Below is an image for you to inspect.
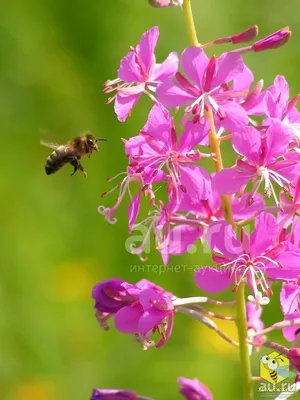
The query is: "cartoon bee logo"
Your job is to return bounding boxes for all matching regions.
[260,352,290,384]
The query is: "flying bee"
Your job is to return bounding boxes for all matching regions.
[261,354,290,383]
[41,132,106,177]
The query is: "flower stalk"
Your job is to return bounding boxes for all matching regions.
[182,0,198,46]
[182,2,252,399]
[236,284,253,400]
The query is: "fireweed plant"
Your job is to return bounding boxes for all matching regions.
[92,1,300,399]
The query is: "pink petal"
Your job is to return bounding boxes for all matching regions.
[194,267,233,293]
[125,135,148,158]
[136,26,159,74]
[160,225,202,264]
[275,251,300,271]
[151,52,179,83]
[250,212,278,257]
[156,80,196,108]
[118,51,142,83]
[292,217,300,249]
[180,47,209,88]
[178,164,211,201]
[114,92,143,122]
[138,309,166,334]
[272,160,299,184]
[179,121,210,152]
[128,192,141,233]
[283,312,300,342]
[295,179,300,206]
[139,288,160,309]
[263,91,282,119]
[213,52,244,87]
[232,126,261,163]
[280,283,299,315]
[213,168,251,195]
[114,304,143,333]
[266,122,291,160]
[267,252,300,280]
[142,103,172,148]
[206,220,242,259]
[219,101,249,132]
[233,63,254,91]
[232,193,265,220]
[273,75,290,104]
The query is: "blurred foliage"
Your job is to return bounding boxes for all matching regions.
[1,0,300,399]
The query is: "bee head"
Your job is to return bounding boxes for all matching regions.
[86,133,107,152]
[85,134,99,152]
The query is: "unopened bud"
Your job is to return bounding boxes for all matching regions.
[91,388,137,399]
[213,25,258,46]
[252,27,291,52]
[288,348,300,372]
[178,377,213,400]
[148,0,182,7]
[232,25,259,44]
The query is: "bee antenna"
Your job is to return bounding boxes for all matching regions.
[96,138,107,142]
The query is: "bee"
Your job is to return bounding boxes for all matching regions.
[41,132,106,177]
[261,354,290,383]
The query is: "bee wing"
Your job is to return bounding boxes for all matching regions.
[276,366,290,378]
[40,140,61,150]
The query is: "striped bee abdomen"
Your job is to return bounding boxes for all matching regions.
[45,146,70,175]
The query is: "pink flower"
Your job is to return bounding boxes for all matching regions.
[213,123,298,204]
[114,280,175,348]
[195,213,300,306]
[178,377,213,400]
[125,104,212,204]
[104,27,178,122]
[156,47,251,131]
[263,75,300,141]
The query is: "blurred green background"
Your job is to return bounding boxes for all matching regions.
[1,0,300,399]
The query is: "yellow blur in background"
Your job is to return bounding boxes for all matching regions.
[1,1,300,399]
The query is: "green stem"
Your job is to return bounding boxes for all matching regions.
[236,284,253,400]
[181,2,253,399]
[182,0,198,46]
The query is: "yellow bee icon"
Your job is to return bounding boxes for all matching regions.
[260,352,290,384]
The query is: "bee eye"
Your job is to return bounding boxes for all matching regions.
[87,138,94,145]
[262,356,269,364]
[268,359,278,370]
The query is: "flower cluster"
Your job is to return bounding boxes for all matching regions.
[91,377,213,400]
[93,4,300,399]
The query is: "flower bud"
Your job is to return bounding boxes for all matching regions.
[252,27,291,52]
[178,377,213,400]
[91,389,137,400]
[92,279,137,313]
[148,0,182,7]
[288,348,300,372]
[213,25,258,46]
[232,25,259,44]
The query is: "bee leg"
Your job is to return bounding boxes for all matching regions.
[70,159,87,177]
